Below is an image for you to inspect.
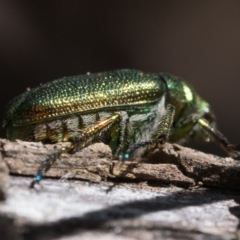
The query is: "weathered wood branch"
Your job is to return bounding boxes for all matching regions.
[1,138,240,190]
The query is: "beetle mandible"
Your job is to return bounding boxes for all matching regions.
[2,69,240,187]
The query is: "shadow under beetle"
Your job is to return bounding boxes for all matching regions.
[2,69,240,187]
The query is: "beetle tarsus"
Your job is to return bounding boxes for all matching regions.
[226,144,240,160]
[29,177,40,188]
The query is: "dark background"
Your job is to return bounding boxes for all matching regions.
[1,1,240,156]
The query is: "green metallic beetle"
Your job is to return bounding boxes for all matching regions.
[2,69,240,187]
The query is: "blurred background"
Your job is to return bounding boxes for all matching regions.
[1,1,240,156]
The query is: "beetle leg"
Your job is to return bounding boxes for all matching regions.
[30,145,71,188]
[30,113,121,188]
[167,113,240,159]
[198,118,240,159]
[68,113,122,152]
[122,104,175,160]
[112,111,129,157]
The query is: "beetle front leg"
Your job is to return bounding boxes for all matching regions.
[169,113,240,160]
[30,113,121,188]
[198,118,240,159]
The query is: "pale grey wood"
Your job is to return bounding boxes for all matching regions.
[0,177,239,240]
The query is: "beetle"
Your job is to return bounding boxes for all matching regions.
[2,69,240,187]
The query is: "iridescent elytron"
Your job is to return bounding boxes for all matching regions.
[2,69,240,187]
